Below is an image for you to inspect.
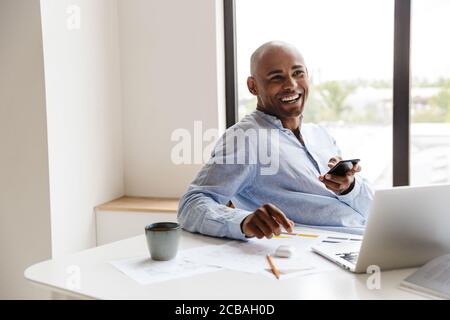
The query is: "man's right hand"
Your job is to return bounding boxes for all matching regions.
[241,203,294,239]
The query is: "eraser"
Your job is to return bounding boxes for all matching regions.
[274,245,296,258]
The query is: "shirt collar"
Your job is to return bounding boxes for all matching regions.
[253,109,305,135]
[253,109,285,130]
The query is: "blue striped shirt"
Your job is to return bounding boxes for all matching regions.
[178,110,374,240]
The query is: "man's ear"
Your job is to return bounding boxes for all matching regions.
[247,76,258,96]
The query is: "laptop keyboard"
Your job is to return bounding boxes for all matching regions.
[336,252,359,265]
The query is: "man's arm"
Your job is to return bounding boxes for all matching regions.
[178,127,261,240]
[316,124,375,220]
[319,156,374,219]
[178,159,256,241]
[178,129,294,240]
[335,173,374,220]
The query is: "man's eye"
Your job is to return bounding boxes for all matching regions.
[293,70,305,77]
[270,76,283,81]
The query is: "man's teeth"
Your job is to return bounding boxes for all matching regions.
[280,94,301,103]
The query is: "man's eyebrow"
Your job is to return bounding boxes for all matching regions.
[266,69,283,77]
[266,65,305,77]
[292,65,305,70]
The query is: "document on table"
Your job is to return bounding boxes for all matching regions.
[184,231,348,279]
[110,249,221,285]
[111,230,362,284]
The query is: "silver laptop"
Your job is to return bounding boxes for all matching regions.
[312,184,450,273]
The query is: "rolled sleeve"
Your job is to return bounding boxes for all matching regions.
[227,208,253,241]
[337,174,362,203]
[337,174,373,220]
[178,189,254,241]
[178,126,258,240]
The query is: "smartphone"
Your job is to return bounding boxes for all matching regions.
[325,159,360,176]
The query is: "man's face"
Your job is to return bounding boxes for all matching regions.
[248,47,309,119]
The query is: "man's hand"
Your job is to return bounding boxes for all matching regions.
[319,156,361,195]
[241,203,294,239]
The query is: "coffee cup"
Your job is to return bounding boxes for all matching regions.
[145,222,181,261]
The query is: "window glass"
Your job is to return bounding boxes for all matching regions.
[410,0,450,186]
[236,0,394,188]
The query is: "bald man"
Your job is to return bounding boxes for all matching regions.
[178,41,374,240]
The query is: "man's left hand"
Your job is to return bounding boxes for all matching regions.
[319,156,361,195]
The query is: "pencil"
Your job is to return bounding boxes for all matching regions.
[266,254,281,280]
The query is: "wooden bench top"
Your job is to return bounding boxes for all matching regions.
[95,196,179,213]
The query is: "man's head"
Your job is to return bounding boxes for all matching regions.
[247,41,309,120]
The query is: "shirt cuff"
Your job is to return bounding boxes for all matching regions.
[227,208,252,241]
[337,174,362,202]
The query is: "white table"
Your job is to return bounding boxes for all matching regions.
[24,227,425,300]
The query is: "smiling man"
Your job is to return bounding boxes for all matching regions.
[178,41,374,240]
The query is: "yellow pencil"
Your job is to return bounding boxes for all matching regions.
[280,231,319,238]
[266,254,281,280]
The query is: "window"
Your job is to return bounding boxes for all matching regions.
[410,0,450,186]
[233,0,394,189]
[226,0,450,188]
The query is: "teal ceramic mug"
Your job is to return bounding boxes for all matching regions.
[145,222,181,261]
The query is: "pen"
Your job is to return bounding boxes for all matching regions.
[280,231,319,238]
[266,254,281,280]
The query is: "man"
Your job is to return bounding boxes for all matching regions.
[178,41,373,240]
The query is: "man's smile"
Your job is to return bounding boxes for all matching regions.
[279,91,303,104]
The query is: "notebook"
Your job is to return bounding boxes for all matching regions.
[400,254,450,300]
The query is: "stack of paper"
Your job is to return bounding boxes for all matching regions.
[110,230,360,284]
[184,233,338,280]
[400,254,450,299]
[110,250,221,285]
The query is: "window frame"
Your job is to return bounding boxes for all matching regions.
[223,0,411,187]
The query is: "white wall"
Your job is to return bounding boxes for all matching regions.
[40,0,124,256]
[0,0,52,299]
[0,0,225,298]
[118,0,226,197]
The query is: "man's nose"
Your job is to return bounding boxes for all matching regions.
[282,76,297,90]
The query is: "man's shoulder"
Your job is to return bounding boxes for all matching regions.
[303,122,335,143]
[221,112,271,140]
[303,122,330,135]
[212,113,265,156]
[303,122,324,130]
[229,111,265,131]
[221,115,260,145]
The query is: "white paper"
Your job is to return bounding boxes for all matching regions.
[260,251,339,280]
[110,250,221,285]
[184,231,341,279]
[400,253,450,299]
[111,230,362,284]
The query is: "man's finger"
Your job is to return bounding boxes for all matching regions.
[257,209,282,235]
[248,223,265,239]
[325,185,341,194]
[323,179,341,191]
[324,174,348,184]
[253,213,274,238]
[329,156,341,164]
[264,203,293,233]
[349,163,362,175]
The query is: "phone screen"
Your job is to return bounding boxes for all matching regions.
[326,159,360,176]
